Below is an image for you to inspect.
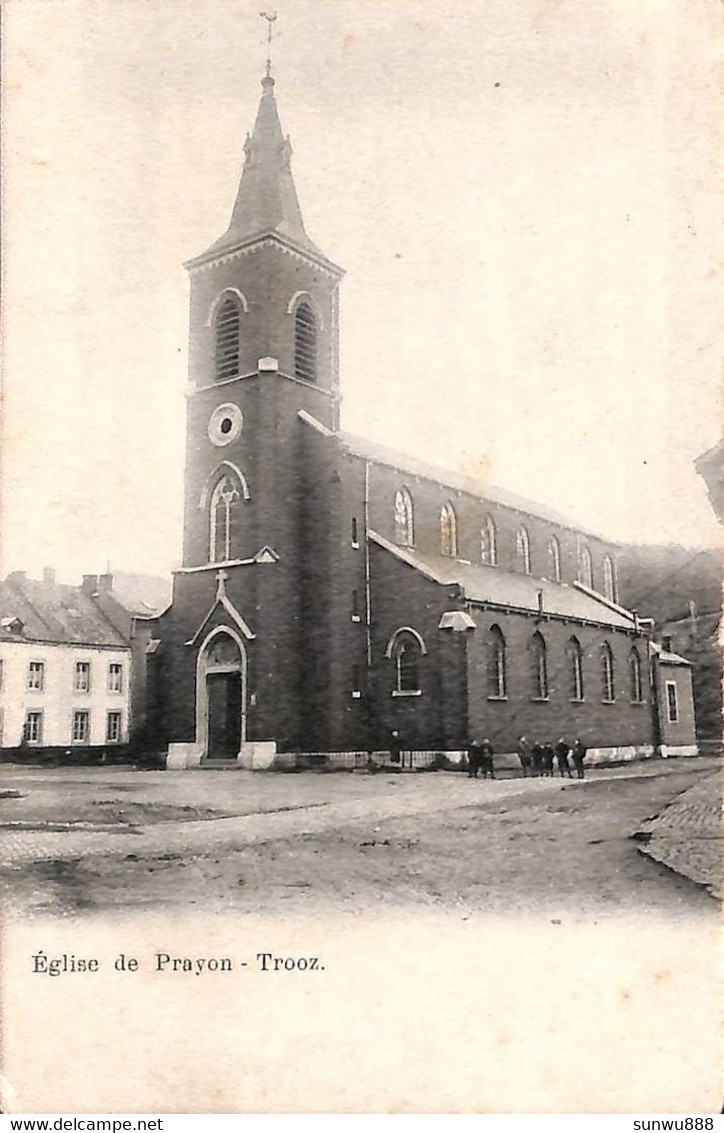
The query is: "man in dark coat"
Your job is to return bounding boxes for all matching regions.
[479,738,495,779]
[467,738,482,778]
[517,735,531,777]
[530,742,543,776]
[541,743,555,777]
[571,738,587,779]
[554,737,573,778]
[389,730,402,765]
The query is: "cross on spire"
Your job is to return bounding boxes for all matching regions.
[260,10,278,79]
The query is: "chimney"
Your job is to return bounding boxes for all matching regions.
[42,567,55,586]
[7,570,26,586]
[537,590,544,616]
[99,573,113,594]
[661,634,673,652]
[81,574,99,595]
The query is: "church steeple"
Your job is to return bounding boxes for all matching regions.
[199,69,327,264]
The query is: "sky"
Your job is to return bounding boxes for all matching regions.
[2,0,721,583]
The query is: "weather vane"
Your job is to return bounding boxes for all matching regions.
[260,11,278,78]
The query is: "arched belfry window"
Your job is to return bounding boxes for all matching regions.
[386,628,426,695]
[548,536,561,582]
[579,544,594,589]
[529,631,548,699]
[487,625,506,698]
[516,526,531,574]
[215,296,242,382]
[294,302,318,383]
[394,488,414,547]
[603,555,617,602]
[601,641,615,702]
[209,474,241,563]
[440,502,458,557]
[481,516,497,565]
[629,647,643,703]
[566,636,584,701]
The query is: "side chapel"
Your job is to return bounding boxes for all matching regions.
[152,60,697,768]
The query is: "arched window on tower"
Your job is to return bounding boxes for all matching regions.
[209,474,241,563]
[629,647,643,703]
[566,636,584,701]
[548,536,561,582]
[481,516,497,565]
[214,296,242,382]
[516,526,531,574]
[529,631,548,699]
[579,544,594,589]
[394,488,414,547]
[440,502,458,557]
[294,302,318,383]
[601,641,615,702]
[603,555,617,602]
[486,625,507,698]
[387,628,426,695]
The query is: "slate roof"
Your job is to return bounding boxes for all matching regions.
[370,532,637,630]
[105,571,172,618]
[652,645,693,667]
[0,575,128,648]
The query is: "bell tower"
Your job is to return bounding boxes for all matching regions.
[159,37,345,768]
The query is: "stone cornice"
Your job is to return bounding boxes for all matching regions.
[185,232,344,281]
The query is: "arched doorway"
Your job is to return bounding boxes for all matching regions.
[197,627,247,759]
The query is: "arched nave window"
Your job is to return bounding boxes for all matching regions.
[529,631,548,700]
[486,625,506,699]
[516,526,531,575]
[603,555,617,603]
[386,628,427,694]
[440,502,458,558]
[601,641,615,702]
[209,474,241,563]
[579,544,594,590]
[394,488,414,548]
[548,536,561,582]
[629,647,643,703]
[294,302,318,383]
[214,295,243,382]
[566,636,584,701]
[481,516,497,565]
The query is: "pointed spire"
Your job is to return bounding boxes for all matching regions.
[202,67,323,261]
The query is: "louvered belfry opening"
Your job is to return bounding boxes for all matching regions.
[294,302,318,383]
[215,298,241,381]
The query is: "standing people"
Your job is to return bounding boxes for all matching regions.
[389,730,402,765]
[466,737,481,778]
[571,737,587,779]
[541,743,554,777]
[554,737,573,778]
[530,742,543,777]
[480,737,495,779]
[517,735,531,777]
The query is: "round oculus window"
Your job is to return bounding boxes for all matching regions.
[208,403,243,447]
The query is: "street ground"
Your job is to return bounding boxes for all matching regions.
[0,756,720,921]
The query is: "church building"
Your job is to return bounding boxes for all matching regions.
[153,62,696,769]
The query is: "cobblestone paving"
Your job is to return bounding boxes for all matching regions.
[635,773,722,898]
[0,772,575,865]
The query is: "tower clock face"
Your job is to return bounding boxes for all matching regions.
[208,403,243,446]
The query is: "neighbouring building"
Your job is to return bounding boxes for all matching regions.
[0,569,170,761]
[150,61,698,769]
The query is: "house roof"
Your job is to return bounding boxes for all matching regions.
[336,428,611,543]
[104,571,172,618]
[651,644,693,667]
[0,575,128,648]
[370,532,637,630]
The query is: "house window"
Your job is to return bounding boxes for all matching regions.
[629,648,643,703]
[74,661,91,693]
[603,555,617,602]
[294,302,318,383]
[108,663,123,693]
[24,711,43,744]
[27,661,44,691]
[481,516,497,565]
[548,536,561,582]
[72,710,90,744]
[529,632,548,699]
[486,625,506,699]
[666,681,679,723]
[351,517,359,547]
[394,488,414,547]
[209,474,241,562]
[601,642,615,701]
[106,711,122,743]
[389,629,425,695]
[214,296,241,381]
[566,637,584,701]
[352,590,360,622]
[440,502,457,557]
[516,526,531,574]
[351,664,361,698]
[579,544,594,589]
